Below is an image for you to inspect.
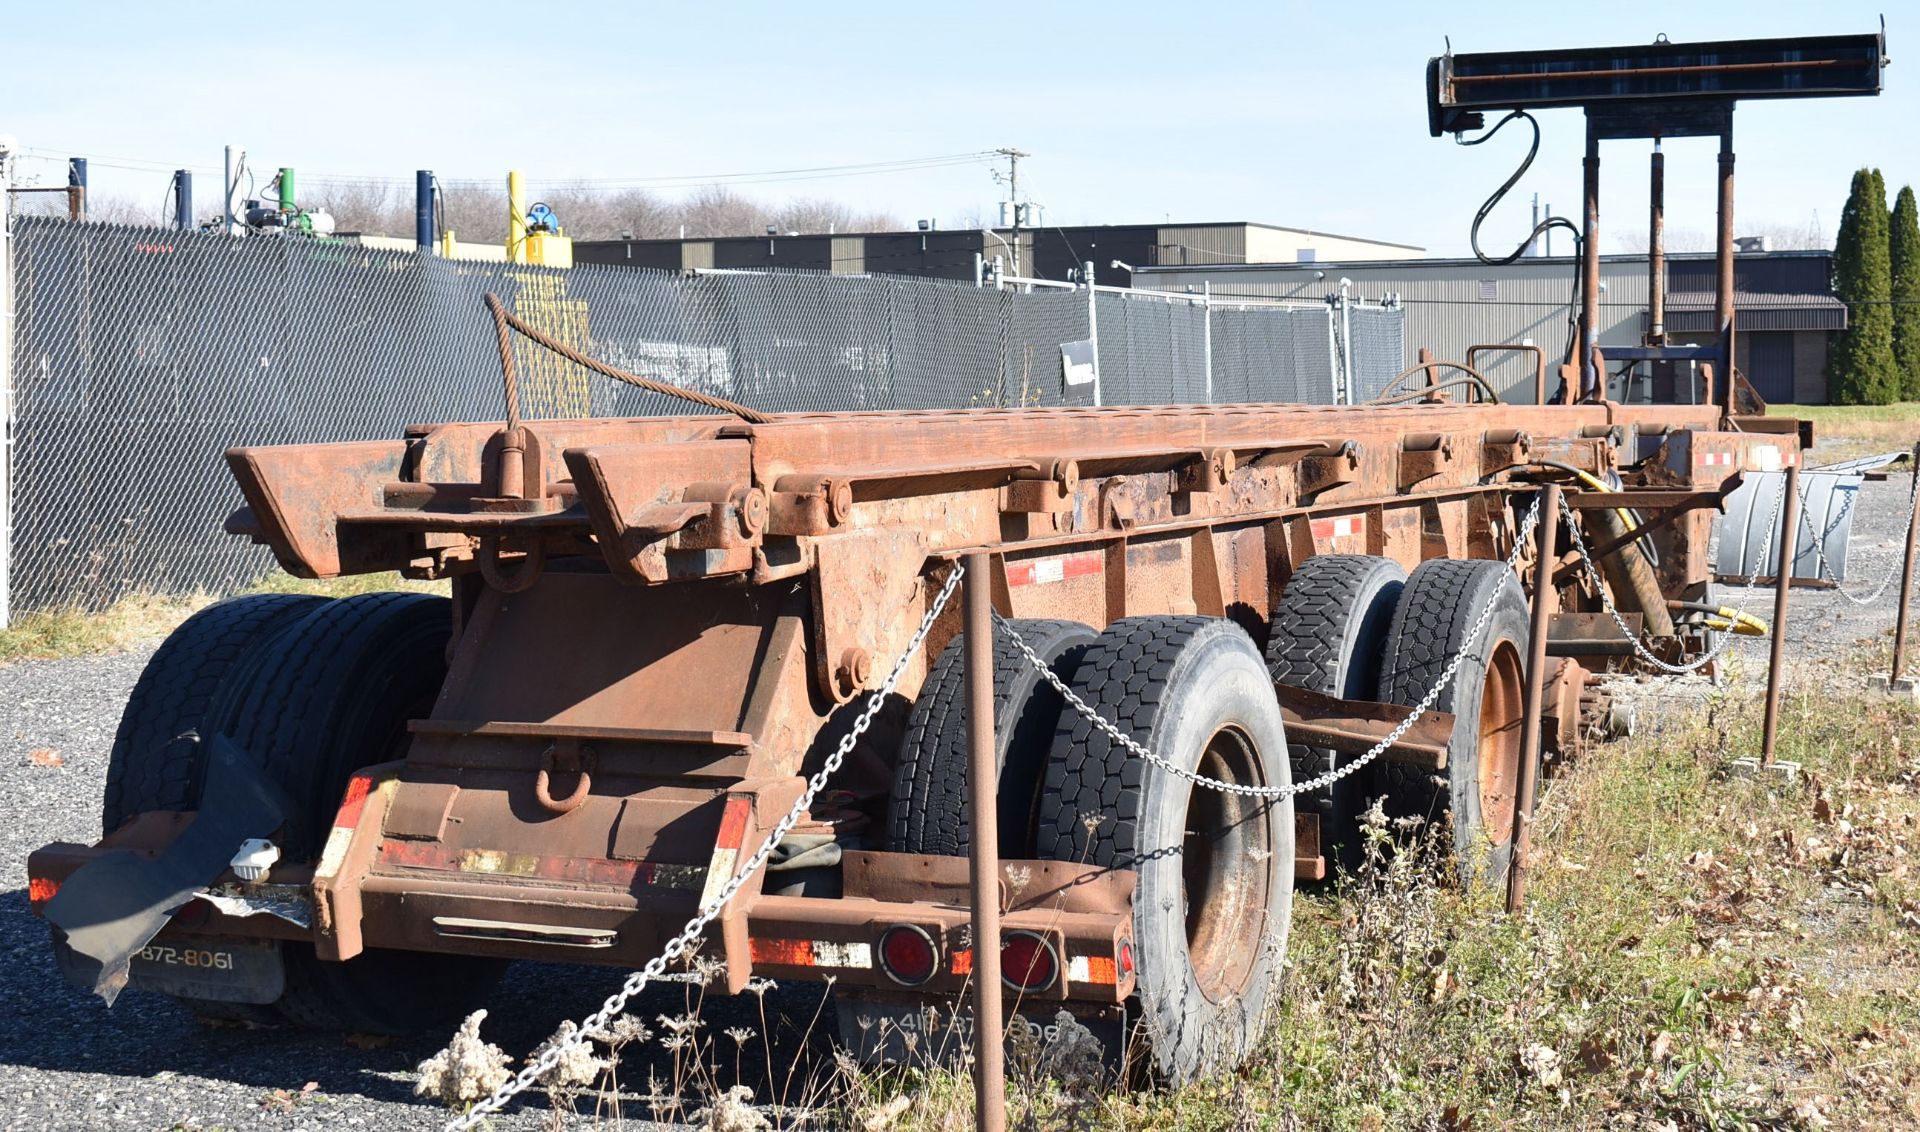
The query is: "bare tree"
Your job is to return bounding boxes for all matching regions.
[308,182,407,234]
[536,184,676,240]
[1613,214,1827,255]
[769,196,901,235]
[1613,227,1712,254]
[675,185,770,238]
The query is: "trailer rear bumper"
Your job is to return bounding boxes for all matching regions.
[29,779,1137,1007]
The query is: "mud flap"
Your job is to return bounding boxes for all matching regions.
[43,734,293,1006]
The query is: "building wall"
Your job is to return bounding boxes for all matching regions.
[1241,229,1424,264]
[1792,329,1831,404]
[1142,257,1652,401]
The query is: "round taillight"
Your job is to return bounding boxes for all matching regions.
[1119,939,1135,976]
[879,925,937,986]
[1001,930,1059,992]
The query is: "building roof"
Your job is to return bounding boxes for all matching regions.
[1136,249,1833,274]
[1663,290,1847,332]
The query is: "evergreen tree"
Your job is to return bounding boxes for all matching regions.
[1891,185,1920,399]
[1831,168,1898,404]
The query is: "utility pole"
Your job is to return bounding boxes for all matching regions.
[995,147,1028,275]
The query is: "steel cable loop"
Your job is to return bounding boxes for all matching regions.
[481,291,773,425]
[996,496,1544,800]
[444,564,966,1131]
[1797,467,1917,607]
[1558,483,1785,675]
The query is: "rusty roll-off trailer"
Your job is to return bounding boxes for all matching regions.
[26,28,1882,1088]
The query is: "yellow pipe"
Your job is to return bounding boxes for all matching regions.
[506,170,527,263]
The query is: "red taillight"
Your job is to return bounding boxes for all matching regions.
[28,876,59,907]
[173,898,211,928]
[1119,939,1135,975]
[879,925,937,986]
[1001,931,1059,992]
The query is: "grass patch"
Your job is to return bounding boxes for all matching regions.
[1773,402,1920,465]
[0,572,445,666]
[806,678,1920,1130]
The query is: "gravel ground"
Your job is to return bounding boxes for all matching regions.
[1,473,1913,1132]
[0,656,831,1132]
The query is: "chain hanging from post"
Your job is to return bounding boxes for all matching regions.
[1559,482,1784,675]
[998,494,1543,799]
[1796,464,1919,607]
[443,564,966,1132]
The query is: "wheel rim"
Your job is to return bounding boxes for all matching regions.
[1476,639,1526,845]
[1180,724,1272,1003]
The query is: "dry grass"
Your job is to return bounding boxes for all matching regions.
[0,572,445,666]
[1773,402,1920,466]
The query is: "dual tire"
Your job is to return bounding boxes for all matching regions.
[890,613,1293,1085]
[100,591,503,1033]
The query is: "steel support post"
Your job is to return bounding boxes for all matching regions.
[1761,465,1799,765]
[172,170,193,231]
[66,158,86,222]
[1716,130,1737,418]
[962,553,1006,1132]
[416,170,435,253]
[1891,443,1920,684]
[1507,484,1561,913]
[0,141,12,629]
[1580,124,1601,399]
[1648,142,1665,344]
[1084,261,1101,408]
[1201,281,1213,403]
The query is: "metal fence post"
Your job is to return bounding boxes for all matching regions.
[1761,463,1800,765]
[1202,281,1213,403]
[0,140,13,629]
[1507,483,1561,913]
[962,552,1006,1132]
[1085,260,1101,407]
[1891,441,1920,685]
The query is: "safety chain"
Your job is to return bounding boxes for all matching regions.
[444,564,967,1132]
[1799,465,1918,607]
[1559,481,1783,676]
[995,495,1543,799]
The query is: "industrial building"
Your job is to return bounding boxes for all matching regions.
[574,221,1422,287]
[1136,250,1845,405]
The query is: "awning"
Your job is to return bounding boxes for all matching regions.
[1657,291,1847,333]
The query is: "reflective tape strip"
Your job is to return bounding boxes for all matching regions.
[1006,550,1102,588]
[316,776,391,881]
[376,842,705,890]
[1310,515,1361,540]
[27,876,58,906]
[749,938,874,970]
[1068,954,1119,985]
[698,796,755,912]
[950,948,973,976]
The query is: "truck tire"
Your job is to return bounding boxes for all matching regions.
[888,618,1095,857]
[102,593,328,835]
[1265,555,1404,873]
[94,592,328,1023]
[1373,559,1530,891]
[1034,617,1292,1085]
[214,591,506,1034]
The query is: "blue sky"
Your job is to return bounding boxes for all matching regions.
[1,1,1908,255]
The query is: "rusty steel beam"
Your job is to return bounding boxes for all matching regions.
[1272,683,1456,770]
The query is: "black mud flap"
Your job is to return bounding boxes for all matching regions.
[43,734,292,1006]
[836,990,1127,1076]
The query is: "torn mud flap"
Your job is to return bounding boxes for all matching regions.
[42,734,294,1006]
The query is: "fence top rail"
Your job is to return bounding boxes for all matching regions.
[994,272,1328,309]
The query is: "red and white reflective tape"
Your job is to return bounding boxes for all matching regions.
[1006,550,1102,587]
[1310,515,1362,540]
[748,937,874,969]
[316,773,379,881]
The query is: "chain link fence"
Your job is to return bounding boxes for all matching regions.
[1,217,1404,616]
